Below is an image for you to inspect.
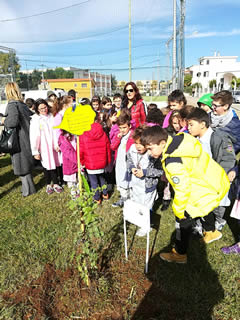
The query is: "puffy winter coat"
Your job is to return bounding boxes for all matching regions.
[58,135,77,175]
[79,122,111,170]
[219,117,240,154]
[162,133,230,219]
[109,124,119,143]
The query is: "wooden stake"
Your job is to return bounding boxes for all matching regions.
[77,135,82,195]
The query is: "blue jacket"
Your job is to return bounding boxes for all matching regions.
[220,117,240,154]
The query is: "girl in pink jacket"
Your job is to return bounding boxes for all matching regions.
[52,95,73,185]
[58,130,78,198]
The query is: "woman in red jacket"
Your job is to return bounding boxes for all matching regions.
[122,82,146,127]
[79,122,111,204]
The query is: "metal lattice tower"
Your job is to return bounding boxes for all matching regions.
[166,0,185,92]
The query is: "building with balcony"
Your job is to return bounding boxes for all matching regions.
[189,52,240,93]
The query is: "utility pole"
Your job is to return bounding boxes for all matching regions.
[129,0,132,81]
[39,60,46,89]
[179,0,185,91]
[172,0,177,91]
[25,61,30,91]
[166,0,185,92]
[166,40,171,95]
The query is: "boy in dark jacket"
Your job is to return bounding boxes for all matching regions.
[210,90,240,154]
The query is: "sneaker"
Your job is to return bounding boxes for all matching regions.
[70,189,79,200]
[161,200,171,211]
[53,184,63,193]
[221,243,240,255]
[46,185,54,195]
[160,248,187,264]
[136,227,152,237]
[102,194,109,200]
[203,230,222,244]
[112,199,124,208]
[215,221,226,231]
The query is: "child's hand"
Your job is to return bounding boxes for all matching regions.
[228,170,236,182]
[117,132,123,138]
[132,168,138,175]
[55,146,60,152]
[135,169,144,178]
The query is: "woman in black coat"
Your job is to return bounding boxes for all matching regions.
[4,82,36,197]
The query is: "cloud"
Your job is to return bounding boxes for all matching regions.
[186,29,240,38]
[0,0,172,44]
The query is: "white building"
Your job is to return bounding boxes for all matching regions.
[189,52,240,93]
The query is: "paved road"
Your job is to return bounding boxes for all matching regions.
[232,103,240,116]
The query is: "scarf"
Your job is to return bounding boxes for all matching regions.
[211,108,233,128]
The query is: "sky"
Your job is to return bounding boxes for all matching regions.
[0,0,240,82]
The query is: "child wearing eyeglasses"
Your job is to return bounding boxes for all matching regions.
[210,90,240,154]
[112,93,122,111]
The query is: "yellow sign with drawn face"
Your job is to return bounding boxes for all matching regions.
[54,104,96,135]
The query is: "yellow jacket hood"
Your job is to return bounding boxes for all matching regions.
[162,133,202,162]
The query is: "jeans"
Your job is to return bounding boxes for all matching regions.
[88,173,107,200]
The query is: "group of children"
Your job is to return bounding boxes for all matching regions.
[26,86,240,261]
[87,89,240,262]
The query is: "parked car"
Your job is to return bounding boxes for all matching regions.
[232,91,240,103]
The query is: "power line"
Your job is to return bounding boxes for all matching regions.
[84,65,171,71]
[0,24,131,44]
[0,0,91,23]
[0,19,170,44]
[16,42,166,58]
[19,54,162,69]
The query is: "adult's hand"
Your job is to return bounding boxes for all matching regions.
[34,154,41,160]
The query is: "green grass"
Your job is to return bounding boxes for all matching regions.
[142,95,167,102]
[0,155,239,319]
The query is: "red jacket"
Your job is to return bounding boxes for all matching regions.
[130,99,146,127]
[79,122,111,170]
[111,129,135,161]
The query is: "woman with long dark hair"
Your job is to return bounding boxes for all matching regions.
[4,82,36,197]
[122,81,146,127]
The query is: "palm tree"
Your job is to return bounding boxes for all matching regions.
[209,79,216,89]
